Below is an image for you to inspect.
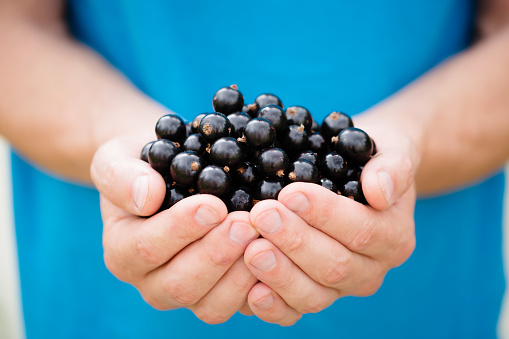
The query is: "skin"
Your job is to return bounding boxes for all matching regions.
[1,0,509,327]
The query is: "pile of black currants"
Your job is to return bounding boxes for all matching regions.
[141,85,376,212]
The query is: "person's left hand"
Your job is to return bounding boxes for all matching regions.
[240,123,419,325]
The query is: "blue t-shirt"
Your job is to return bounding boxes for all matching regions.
[12,1,506,338]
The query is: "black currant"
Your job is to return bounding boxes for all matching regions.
[140,141,155,162]
[243,118,276,149]
[254,93,283,111]
[307,132,328,156]
[257,148,289,178]
[197,165,231,197]
[170,151,205,187]
[257,105,287,133]
[227,112,251,139]
[287,159,319,184]
[319,177,338,193]
[199,112,232,143]
[280,124,307,154]
[320,152,348,181]
[234,161,259,187]
[191,113,207,133]
[155,113,187,144]
[320,111,353,142]
[182,133,208,154]
[209,137,244,169]
[296,150,317,165]
[160,184,190,211]
[212,84,244,115]
[285,106,312,131]
[311,119,320,133]
[255,179,284,200]
[340,180,366,204]
[148,139,179,178]
[225,186,253,212]
[335,127,373,165]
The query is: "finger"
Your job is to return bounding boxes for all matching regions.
[102,194,228,281]
[239,301,254,316]
[277,182,416,262]
[139,212,259,310]
[91,136,165,216]
[248,205,384,296]
[361,148,416,210]
[248,282,302,326]
[191,258,258,324]
[245,238,341,314]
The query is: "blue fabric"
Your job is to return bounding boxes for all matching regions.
[12,0,506,338]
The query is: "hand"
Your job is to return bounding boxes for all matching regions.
[91,135,260,324]
[242,124,418,325]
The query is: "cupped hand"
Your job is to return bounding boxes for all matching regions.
[91,135,260,324]
[242,124,419,326]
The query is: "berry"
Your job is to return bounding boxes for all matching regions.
[335,127,373,165]
[287,159,319,183]
[255,179,284,200]
[155,113,187,144]
[197,165,231,197]
[170,151,205,187]
[254,93,283,111]
[307,132,328,156]
[257,105,287,133]
[160,184,190,211]
[199,112,232,143]
[182,133,208,154]
[320,111,353,142]
[212,85,244,115]
[225,186,253,212]
[285,106,312,131]
[243,118,276,149]
[320,152,348,181]
[191,113,207,133]
[319,177,338,193]
[296,150,317,165]
[340,180,366,204]
[210,137,244,168]
[280,124,307,154]
[234,161,259,187]
[148,139,179,178]
[140,141,155,162]
[257,148,289,178]
[227,112,251,139]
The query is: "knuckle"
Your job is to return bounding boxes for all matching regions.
[283,230,308,254]
[207,248,236,269]
[349,218,376,252]
[133,235,164,267]
[300,296,330,314]
[321,255,351,286]
[141,291,170,311]
[162,279,200,307]
[194,305,230,325]
[103,251,126,281]
[357,276,384,297]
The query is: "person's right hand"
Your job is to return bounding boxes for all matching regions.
[90,134,260,324]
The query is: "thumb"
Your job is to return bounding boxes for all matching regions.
[91,136,166,216]
[361,148,417,211]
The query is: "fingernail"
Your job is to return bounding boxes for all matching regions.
[253,294,274,309]
[377,171,394,205]
[254,209,281,233]
[194,205,221,227]
[250,250,277,271]
[230,222,258,245]
[283,192,308,213]
[132,175,149,211]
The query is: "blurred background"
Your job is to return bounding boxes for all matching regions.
[0,136,508,339]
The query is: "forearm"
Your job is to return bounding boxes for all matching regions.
[0,5,168,184]
[356,25,509,196]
